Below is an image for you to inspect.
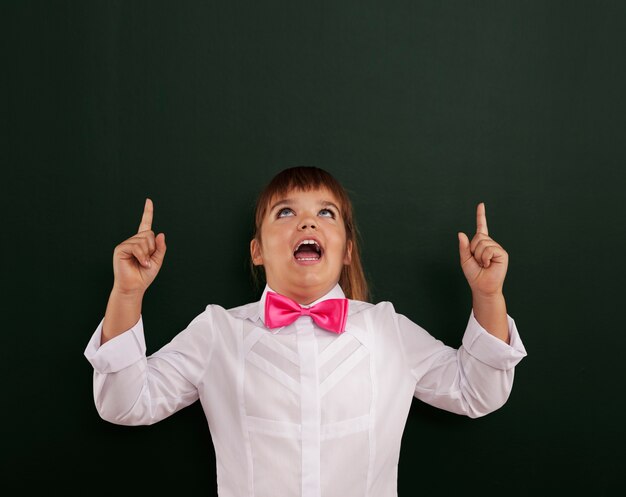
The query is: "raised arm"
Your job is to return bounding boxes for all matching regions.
[101,198,167,344]
[457,202,510,343]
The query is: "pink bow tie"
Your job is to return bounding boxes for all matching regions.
[264,291,349,334]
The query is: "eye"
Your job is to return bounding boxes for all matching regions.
[277,207,294,218]
[318,208,336,218]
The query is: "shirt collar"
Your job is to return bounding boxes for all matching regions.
[257,283,346,326]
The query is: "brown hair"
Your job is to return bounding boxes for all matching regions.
[251,166,369,302]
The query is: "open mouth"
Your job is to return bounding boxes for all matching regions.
[293,239,323,262]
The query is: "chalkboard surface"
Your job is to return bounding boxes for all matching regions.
[3,1,625,495]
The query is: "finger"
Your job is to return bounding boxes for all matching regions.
[133,230,156,254]
[137,234,156,258]
[117,240,152,268]
[473,241,499,267]
[457,232,472,264]
[479,244,507,268]
[482,246,498,268]
[469,232,492,254]
[130,243,152,268]
[478,245,495,268]
[471,237,500,256]
[476,202,489,236]
[138,198,154,234]
[151,233,167,265]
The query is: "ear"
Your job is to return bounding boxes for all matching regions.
[343,240,353,265]
[250,238,264,266]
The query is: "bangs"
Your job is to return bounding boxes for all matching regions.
[254,167,353,235]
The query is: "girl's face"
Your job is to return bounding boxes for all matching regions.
[250,187,353,304]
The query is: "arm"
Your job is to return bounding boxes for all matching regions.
[395,307,526,418]
[101,198,166,344]
[85,313,210,425]
[85,199,214,426]
[400,202,524,417]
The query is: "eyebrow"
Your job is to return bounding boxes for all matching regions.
[269,198,341,213]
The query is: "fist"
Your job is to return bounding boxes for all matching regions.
[458,202,508,297]
[112,198,167,295]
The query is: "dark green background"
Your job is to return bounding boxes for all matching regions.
[3,0,625,495]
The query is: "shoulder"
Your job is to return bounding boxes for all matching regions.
[344,300,406,348]
[173,302,259,346]
[183,301,260,328]
[198,301,261,328]
[348,299,400,330]
[348,299,397,316]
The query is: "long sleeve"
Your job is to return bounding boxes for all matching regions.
[83,309,215,425]
[396,308,527,418]
[84,290,526,496]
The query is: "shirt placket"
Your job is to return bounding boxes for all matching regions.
[295,316,321,497]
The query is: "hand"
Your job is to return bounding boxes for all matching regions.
[112,198,167,296]
[458,202,508,297]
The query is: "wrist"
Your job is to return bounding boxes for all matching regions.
[472,289,505,302]
[471,291,509,344]
[102,287,144,344]
[110,285,146,302]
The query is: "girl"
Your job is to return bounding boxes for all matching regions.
[85,166,526,497]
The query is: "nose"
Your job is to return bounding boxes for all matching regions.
[299,219,317,230]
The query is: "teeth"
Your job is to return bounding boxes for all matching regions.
[296,239,320,250]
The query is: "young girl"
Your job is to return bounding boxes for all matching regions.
[85,166,526,497]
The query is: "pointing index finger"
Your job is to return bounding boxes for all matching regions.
[476,202,489,235]
[138,198,153,233]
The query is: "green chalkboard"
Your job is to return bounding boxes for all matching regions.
[3,1,625,495]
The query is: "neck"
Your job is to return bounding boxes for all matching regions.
[268,282,338,305]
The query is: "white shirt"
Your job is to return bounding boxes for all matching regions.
[84,284,527,497]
